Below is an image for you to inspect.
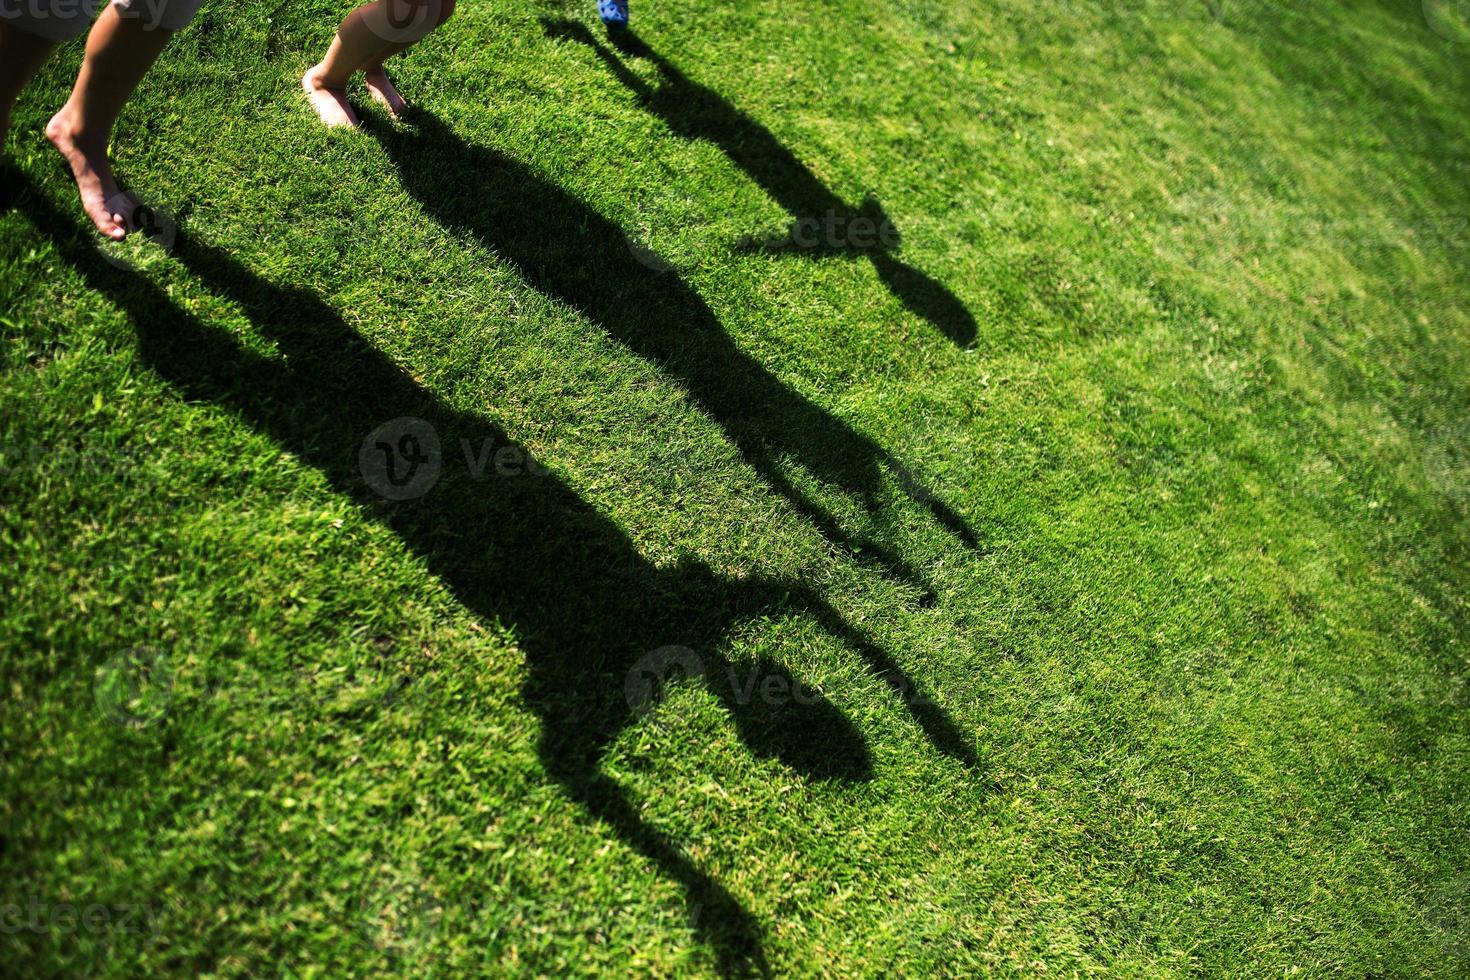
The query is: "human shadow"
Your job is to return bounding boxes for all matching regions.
[364,107,979,603]
[540,19,978,348]
[10,173,984,976]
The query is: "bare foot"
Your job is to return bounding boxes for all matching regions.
[364,66,408,120]
[302,64,360,129]
[45,108,128,241]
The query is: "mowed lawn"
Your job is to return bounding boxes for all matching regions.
[2,0,1469,974]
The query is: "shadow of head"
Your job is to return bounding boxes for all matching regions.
[720,656,874,782]
[625,646,874,783]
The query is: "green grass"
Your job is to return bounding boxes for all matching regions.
[3,0,1469,974]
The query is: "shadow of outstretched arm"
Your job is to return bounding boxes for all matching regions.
[542,19,978,348]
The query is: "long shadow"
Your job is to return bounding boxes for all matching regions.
[365,107,979,602]
[541,19,978,348]
[9,175,984,976]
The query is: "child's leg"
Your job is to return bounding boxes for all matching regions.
[46,3,186,240]
[304,0,444,128]
[0,25,61,155]
[364,0,455,117]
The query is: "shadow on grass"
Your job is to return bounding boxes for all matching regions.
[9,172,985,977]
[541,20,978,349]
[365,106,978,602]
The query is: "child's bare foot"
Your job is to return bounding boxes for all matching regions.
[302,64,359,129]
[45,108,128,241]
[364,66,408,119]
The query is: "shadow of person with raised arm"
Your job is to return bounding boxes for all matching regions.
[10,172,985,977]
[365,107,978,604]
[540,19,978,349]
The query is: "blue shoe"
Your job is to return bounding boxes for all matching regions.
[598,0,629,27]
